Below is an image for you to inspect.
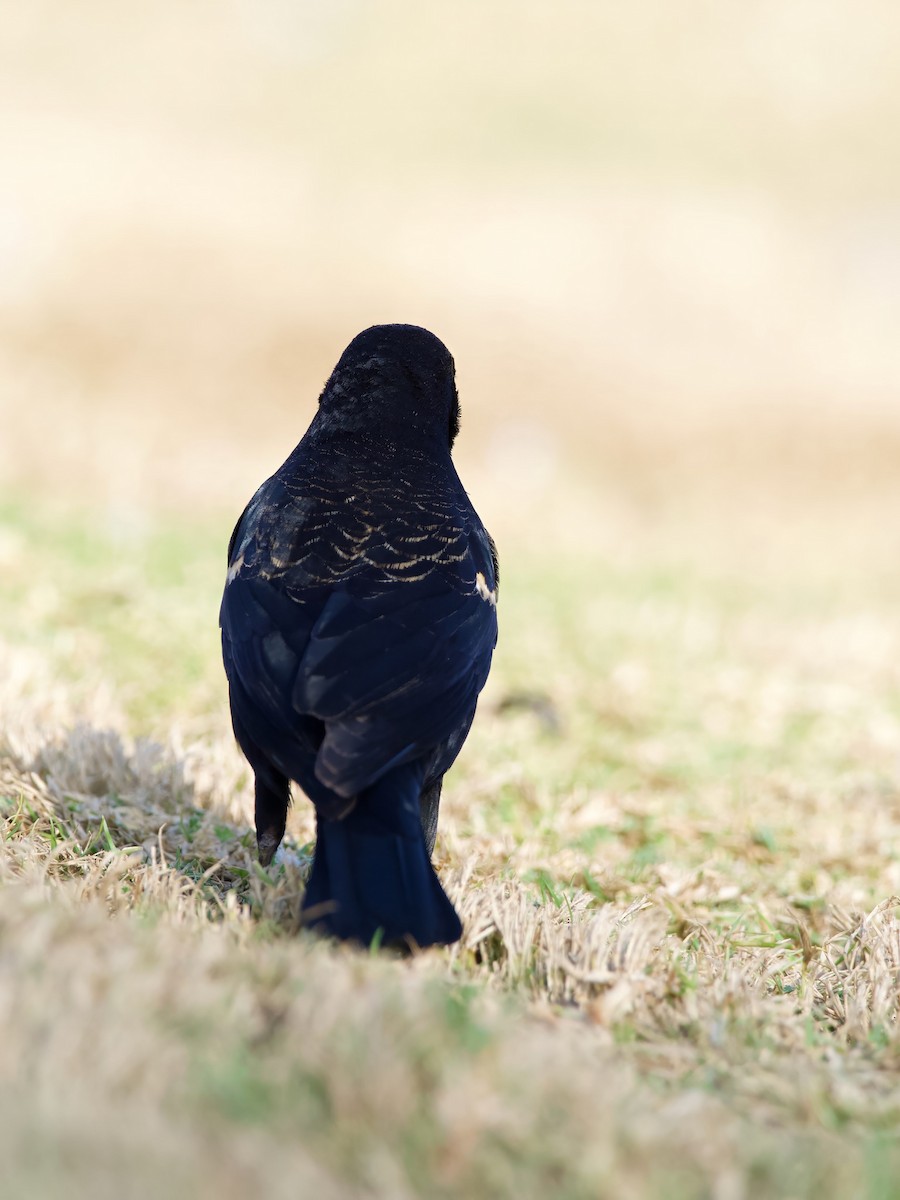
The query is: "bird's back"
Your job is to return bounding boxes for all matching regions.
[221,428,497,801]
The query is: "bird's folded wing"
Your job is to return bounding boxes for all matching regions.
[221,544,498,800]
[304,571,496,795]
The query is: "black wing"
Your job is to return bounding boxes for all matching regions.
[220,475,498,803]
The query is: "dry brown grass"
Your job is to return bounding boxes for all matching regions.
[4,515,900,1197]
[4,723,900,1199]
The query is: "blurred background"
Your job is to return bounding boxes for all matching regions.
[2,0,900,573]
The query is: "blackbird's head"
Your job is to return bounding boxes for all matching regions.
[316,324,460,448]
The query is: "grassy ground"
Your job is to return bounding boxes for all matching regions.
[4,496,900,1199]
[5,2,900,1194]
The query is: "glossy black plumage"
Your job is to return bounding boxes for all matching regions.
[219,324,498,947]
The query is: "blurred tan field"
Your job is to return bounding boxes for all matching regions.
[4,1,900,560]
[3,3,900,1198]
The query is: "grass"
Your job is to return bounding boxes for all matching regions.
[4,498,900,1198]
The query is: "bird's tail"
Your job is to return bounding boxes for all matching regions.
[301,764,462,948]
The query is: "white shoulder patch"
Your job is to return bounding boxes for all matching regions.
[226,554,244,585]
[475,571,497,606]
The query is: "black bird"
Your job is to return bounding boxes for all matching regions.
[219,324,498,947]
